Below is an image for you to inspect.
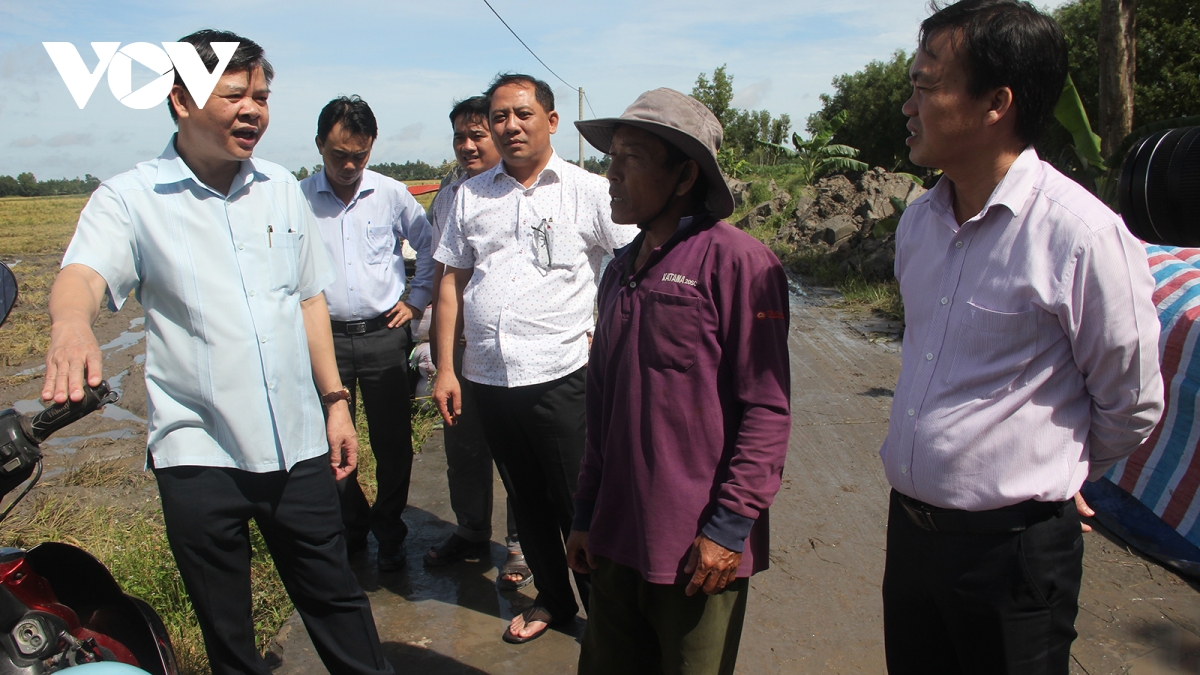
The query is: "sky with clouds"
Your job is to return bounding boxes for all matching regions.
[0,0,1068,181]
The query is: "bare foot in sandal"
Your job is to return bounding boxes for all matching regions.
[497,550,534,590]
[502,606,553,644]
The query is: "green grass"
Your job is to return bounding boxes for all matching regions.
[0,196,87,366]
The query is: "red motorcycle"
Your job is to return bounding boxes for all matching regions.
[0,261,177,674]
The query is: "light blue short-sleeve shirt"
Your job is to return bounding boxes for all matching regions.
[62,136,337,473]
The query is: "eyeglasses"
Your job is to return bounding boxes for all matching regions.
[531,218,553,268]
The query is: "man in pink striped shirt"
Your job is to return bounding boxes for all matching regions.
[880,1,1164,672]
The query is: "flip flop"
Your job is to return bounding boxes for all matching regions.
[502,606,553,644]
[496,551,535,591]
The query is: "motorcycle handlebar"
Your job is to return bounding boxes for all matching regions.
[25,382,119,445]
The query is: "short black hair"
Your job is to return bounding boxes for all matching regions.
[920,0,1067,145]
[449,96,490,127]
[168,29,273,122]
[316,96,378,142]
[485,73,555,114]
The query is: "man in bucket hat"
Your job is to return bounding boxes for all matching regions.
[565,88,792,674]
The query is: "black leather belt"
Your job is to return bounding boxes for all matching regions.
[895,490,1066,534]
[330,314,390,336]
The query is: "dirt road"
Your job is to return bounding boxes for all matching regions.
[268,284,1200,674]
[2,280,1197,673]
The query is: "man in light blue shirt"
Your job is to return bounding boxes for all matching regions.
[41,31,392,675]
[301,96,434,572]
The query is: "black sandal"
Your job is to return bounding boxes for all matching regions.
[423,534,490,568]
[496,551,535,590]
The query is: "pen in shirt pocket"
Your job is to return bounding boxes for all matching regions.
[268,224,273,247]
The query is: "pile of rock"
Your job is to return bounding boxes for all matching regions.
[765,168,926,280]
[728,178,791,231]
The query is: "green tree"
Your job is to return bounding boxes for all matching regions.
[583,155,611,175]
[1046,0,1199,162]
[692,66,792,163]
[808,50,915,174]
[16,172,37,197]
[292,166,309,180]
[692,65,735,128]
[760,110,868,184]
[0,175,18,197]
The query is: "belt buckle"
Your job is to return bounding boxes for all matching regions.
[901,497,939,532]
[345,321,367,336]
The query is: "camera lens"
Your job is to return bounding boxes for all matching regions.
[1118,126,1200,247]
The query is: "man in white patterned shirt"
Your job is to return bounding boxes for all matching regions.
[433,74,636,643]
[423,96,528,591]
[301,96,434,573]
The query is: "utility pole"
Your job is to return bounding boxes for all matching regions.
[579,87,585,168]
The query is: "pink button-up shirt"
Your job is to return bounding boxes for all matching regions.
[881,147,1164,511]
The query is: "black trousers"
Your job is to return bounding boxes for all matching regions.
[334,327,413,546]
[474,367,591,620]
[444,345,520,546]
[882,490,1083,675]
[155,455,393,675]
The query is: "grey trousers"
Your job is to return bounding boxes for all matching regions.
[445,345,519,548]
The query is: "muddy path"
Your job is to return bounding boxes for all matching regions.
[270,281,1200,674]
[1,280,1196,673]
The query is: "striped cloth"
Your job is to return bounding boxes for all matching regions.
[1107,245,1200,547]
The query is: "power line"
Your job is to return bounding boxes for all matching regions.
[483,0,597,118]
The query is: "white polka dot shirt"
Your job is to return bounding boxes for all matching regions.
[434,152,637,387]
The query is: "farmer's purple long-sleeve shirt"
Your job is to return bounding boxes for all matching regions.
[573,213,791,584]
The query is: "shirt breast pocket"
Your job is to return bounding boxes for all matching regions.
[546,221,586,270]
[365,223,395,264]
[269,230,301,293]
[944,302,1037,399]
[639,290,701,372]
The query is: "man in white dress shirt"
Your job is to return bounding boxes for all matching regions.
[423,96,530,591]
[880,1,1163,672]
[433,74,637,643]
[301,96,434,573]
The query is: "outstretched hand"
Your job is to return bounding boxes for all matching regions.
[43,319,103,404]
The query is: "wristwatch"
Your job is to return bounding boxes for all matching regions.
[320,387,351,407]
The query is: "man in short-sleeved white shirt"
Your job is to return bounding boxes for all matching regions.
[433,74,636,643]
[41,31,392,675]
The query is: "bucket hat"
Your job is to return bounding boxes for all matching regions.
[574,88,736,219]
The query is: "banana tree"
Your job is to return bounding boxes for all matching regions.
[757,110,868,184]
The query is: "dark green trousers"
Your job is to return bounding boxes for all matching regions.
[578,556,749,675]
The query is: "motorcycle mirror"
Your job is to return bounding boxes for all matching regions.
[0,262,16,329]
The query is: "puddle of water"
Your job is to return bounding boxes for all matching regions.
[130,317,144,328]
[101,405,145,424]
[44,428,139,451]
[11,400,43,415]
[134,354,146,365]
[108,369,128,394]
[100,330,145,353]
[14,365,45,377]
